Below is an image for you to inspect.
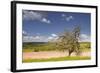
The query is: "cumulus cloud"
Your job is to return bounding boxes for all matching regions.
[34,36,40,39]
[23,35,55,42]
[22,31,90,42]
[23,33,58,42]
[47,34,58,41]
[22,30,28,36]
[23,10,51,24]
[41,18,51,24]
[61,14,74,21]
[23,10,42,20]
[66,16,73,21]
[79,34,90,42]
[51,34,57,37]
[22,31,27,34]
[48,36,54,40]
[23,35,48,42]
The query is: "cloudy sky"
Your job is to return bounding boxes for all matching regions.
[22,10,91,42]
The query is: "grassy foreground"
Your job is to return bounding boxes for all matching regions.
[23,56,90,63]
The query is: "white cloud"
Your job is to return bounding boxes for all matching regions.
[61,14,74,21]
[47,36,58,41]
[23,10,51,24]
[34,36,40,39]
[79,34,90,42]
[47,34,58,41]
[22,30,27,36]
[51,34,57,37]
[65,16,73,21]
[23,35,49,42]
[23,33,90,42]
[23,33,58,42]
[48,36,54,40]
[41,18,51,24]
[22,31,26,34]
[23,11,42,20]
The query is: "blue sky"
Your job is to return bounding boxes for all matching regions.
[22,10,91,42]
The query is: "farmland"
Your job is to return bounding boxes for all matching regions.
[22,42,91,63]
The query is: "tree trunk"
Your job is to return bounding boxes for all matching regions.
[68,51,72,56]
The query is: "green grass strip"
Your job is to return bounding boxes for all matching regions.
[23,56,91,63]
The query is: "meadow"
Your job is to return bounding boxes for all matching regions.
[23,56,90,63]
[22,42,91,63]
[23,42,90,52]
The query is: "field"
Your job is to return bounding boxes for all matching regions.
[22,42,91,63]
[23,56,90,63]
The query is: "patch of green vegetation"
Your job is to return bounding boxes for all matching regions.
[23,42,56,52]
[23,42,91,52]
[80,42,91,52]
[23,56,91,63]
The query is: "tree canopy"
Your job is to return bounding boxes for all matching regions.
[55,26,81,56]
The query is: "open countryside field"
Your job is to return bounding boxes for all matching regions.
[22,42,91,63]
[22,10,91,63]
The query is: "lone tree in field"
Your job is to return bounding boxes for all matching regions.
[56,26,80,56]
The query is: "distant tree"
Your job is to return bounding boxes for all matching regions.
[56,26,80,56]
